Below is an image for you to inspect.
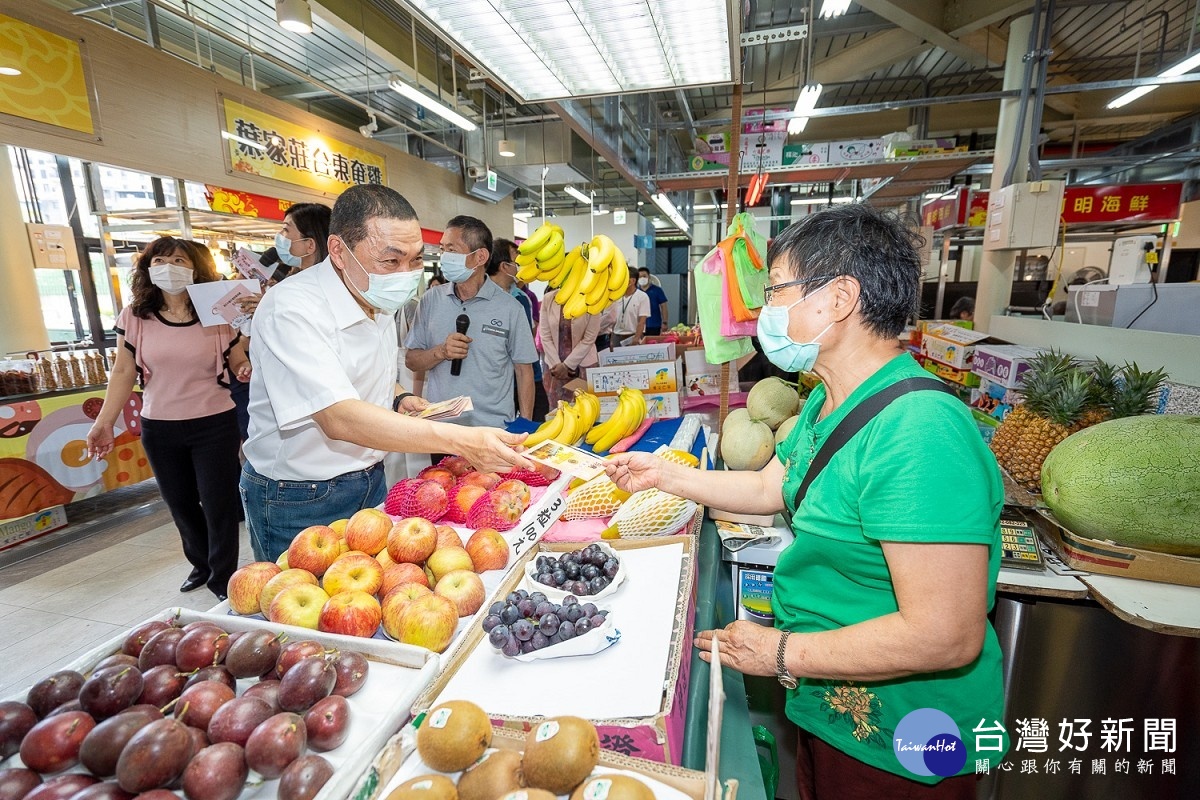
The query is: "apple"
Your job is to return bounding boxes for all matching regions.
[276,551,289,569]
[424,565,436,586]
[386,517,437,564]
[344,508,391,555]
[318,591,382,638]
[394,593,458,652]
[434,525,461,549]
[458,472,501,490]
[227,562,282,615]
[380,583,433,639]
[440,456,473,477]
[381,562,429,596]
[465,528,510,572]
[418,467,456,492]
[425,546,474,583]
[322,553,384,596]
[434,570,486,617]
[448,485,487,521]
[329,518,349,536]
[268,583,330,629]
[376,547,395,568]
[287,526,342,577]
[494,479,531,509]
[260,568,319,615]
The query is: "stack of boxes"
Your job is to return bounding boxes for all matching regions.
[969,345,1041,429]
[587,343,684,418]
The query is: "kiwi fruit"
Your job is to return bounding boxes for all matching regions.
[415,701,491,773]
[456,749,524,800]
[498,791,556,800]
[386,775,457,800]
[569,775,654,800]
[521,717,599,795]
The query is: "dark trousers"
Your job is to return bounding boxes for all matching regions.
[229,376,251,441]
[140,410,242,596]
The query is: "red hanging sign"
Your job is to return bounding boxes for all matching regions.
[205,185,293,221]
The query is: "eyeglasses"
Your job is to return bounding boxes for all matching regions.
[762,276,828,305]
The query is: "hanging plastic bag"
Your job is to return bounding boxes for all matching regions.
[694,246,755,364]
[728,212,769,312]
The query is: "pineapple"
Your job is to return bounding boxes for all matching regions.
[1108,362,1167,418]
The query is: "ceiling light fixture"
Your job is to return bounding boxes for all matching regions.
[564,185,593,205]
[788,84,823,135]
[221,130,267,151]
[389,79,478,131]
[498,139,516,157]
[819,0,853,19]
[274,0,313,34]
[651,192,689,234]
[1107,50,1200,109]
[0,66,22,76]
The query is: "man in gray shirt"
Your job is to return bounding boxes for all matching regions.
[405,216,537,429]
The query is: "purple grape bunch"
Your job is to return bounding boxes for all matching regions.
[481,589,609,657]
[531,544,619,596]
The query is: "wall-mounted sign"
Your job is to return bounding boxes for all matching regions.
[205,184,293,221]
[487,169,497,192]
[954,183,1183,229]
[0,14,94,134]
[221,97,387,193]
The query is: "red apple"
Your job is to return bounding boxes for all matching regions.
[322,553,383,596]
[259,569,318,616]
[380,583,433,639]
[381,562,429,596]
[465,490,524,531]
[434,525,461,549]
[465,528,510,572]
[434,570,486,617]
[386,518,437,564]
[344,509,391,556]
[227,562,282,615]
[458,472,502,490]
[394,593,458,652]
[287,526,341,577]
[440,456,474,477]
[318,591,382,638]
[448,485,487,522]
[375,548,395,568]
[426,546,474,583]
[268,584,330,629]
[418,467,456,492]
[493,479,531,509]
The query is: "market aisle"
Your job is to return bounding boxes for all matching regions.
[0,504,252,698]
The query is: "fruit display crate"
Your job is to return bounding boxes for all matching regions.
[2,607,441,800]
[411,536,698,764]
[350,725,736,800]
[1035,508,1200,588]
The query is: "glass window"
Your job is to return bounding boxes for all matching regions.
[34,270,84,343]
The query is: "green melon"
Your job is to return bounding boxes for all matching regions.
[746,378,800,430]
[774,414,800,447]
[1041,415,1200,556]
[720,415,775,470]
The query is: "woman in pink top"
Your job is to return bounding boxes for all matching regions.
[86,237,250,601]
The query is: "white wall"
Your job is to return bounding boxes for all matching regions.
[526,213,648,268]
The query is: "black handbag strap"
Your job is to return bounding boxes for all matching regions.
[789,377,958,515]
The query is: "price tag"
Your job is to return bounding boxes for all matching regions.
[508,489,566,559]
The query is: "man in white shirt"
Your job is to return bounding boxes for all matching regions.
[612,267,651,346]
[242,185,529,561]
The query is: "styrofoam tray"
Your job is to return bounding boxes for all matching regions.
[2,607,440,800]
[521,541,627,602]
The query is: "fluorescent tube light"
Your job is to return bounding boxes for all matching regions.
[388,79,477,131]
[0,67,21,77]
[221,131,267,152]
[564,186,593,205]
[274,0,313,35]
[651,192,689,234]
[820,0,853,19]
[788,84,823,135]
[1107,50,1200,109]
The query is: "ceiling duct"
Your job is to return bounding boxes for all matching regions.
[463,167,518,203]
[483,120,595,188]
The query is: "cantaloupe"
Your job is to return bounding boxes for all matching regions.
[720,415,775,470]
[774,414,800,447]
[1041,415,1200,556]
[746,378,799,430]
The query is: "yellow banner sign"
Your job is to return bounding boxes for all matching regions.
[0,13,94,134]
[222,98,386,192]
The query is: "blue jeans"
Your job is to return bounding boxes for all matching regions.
[240,461,386,562]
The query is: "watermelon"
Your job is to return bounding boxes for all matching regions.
[1041,415,1200,556]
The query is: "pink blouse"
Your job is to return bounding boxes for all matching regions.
[115,306,239,421]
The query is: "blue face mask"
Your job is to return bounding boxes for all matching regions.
[757,281,835,373]
[339,238,421,313]
[439,251,475,283]
[275,232,305,268]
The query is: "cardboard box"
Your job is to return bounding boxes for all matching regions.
[1037,509,1200,589]
[598,342,677,366]
[411,536,698,764]
[972,344,1041,389]
[587,359,682,396]
[0,505,68,551]
[924,359,981,387]
[599,390,683,420]
[921,324,997,370]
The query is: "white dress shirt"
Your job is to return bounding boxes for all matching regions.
[244,259,397,481]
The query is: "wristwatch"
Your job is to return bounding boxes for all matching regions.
[776,630,797,689]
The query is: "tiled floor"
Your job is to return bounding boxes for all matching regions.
[0,483,254,699]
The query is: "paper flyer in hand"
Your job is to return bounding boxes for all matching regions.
[409,395,473,421]
[523,440,607,481]
[232,247,276,284]
[184,280,260,328]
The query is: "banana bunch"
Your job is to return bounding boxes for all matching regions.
[523,390,601,448]
[586,387,647,453]
[560,234,630,320]
[515,221,567,283]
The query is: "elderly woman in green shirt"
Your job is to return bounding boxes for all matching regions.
[606,205,1006,799]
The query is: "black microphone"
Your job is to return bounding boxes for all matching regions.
[450,314,470,377]
[259,247,280,267]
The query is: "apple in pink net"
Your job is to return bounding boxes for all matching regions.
[380,583,433,639]
[440,456,474,477]
[287,525,341,577]
[344,508,391,555]
[446,484,487,523]
[381,562,429,596]
[493,479,530,509]
[434,525,461,549]
[417,467,456,492]
[227,562,282,615]
[426,546,474,583]
[434,570,486,617]
[458,471,502,490]
[387,517,437,564]
[465,528,511,572]
[465,489,524,531]
[318,591,382,638]
[322,553,383,596]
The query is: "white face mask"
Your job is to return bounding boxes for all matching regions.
[638,277,649,288]
[149,264,194,295]
[339,237,421,313]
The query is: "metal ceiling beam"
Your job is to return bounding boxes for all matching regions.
[943,0,1036,36]
[855,0,994,67]
[762,28,931,93]
[547,101,653,201]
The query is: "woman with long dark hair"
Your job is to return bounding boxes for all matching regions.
[87,236,250,601]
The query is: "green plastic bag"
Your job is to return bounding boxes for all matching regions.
[694,246,755,364]
[728,212,769,310]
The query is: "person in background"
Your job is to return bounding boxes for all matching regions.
[949,295,975,322]
[638,267,670,335]
[428,269,447,288]
[606,205,1005,798]
[406,216,538,438]
[612,267,650,346]
[595,300,616,352]
[242,187,530,561]
[539,283,603,405]
[87,237,250,601]
[490,238,549,421]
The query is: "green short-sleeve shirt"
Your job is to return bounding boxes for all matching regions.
[772,353,1009,782]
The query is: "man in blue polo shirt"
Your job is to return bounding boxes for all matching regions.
[405,216,537,433]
